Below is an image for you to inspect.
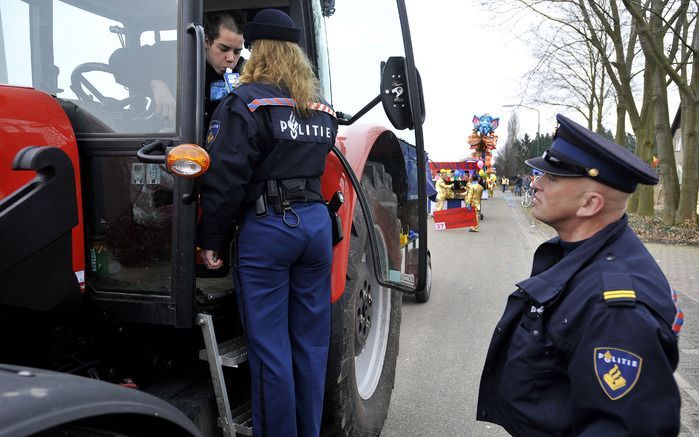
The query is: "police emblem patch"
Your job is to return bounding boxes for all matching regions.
[206,121,221,149]
[594,347,643,400]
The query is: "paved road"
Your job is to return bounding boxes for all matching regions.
[383,192,699,436]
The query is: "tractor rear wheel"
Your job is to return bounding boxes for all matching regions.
[322,162,402,437]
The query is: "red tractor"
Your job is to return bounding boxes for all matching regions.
[0,1,430,435]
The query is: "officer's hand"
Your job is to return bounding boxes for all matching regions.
[202,249,223,270]
[149,80,176,121]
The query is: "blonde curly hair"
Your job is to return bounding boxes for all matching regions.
[239,39,320,118]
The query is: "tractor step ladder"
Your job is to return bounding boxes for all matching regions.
[197,313,252,437]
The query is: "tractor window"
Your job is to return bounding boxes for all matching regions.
[325,1,424,292]
[1,0,179,135]
[83,157,174,295]
[0,2,32,86]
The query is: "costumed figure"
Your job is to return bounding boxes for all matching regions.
[435,173,454,211]
[465,174,485,232]
[487,173,496,198]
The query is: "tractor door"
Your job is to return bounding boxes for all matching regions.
[2,0,202,327]
[324,0,429,294]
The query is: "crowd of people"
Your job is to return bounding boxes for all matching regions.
[434,171,541,232]
[499,174,536,197]
[433,171,492,232]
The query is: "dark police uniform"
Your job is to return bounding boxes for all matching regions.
[197,79,337,437]
[477,114,684,436]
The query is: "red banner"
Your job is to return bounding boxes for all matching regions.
[429,161,478,172]
[433,207,477,230]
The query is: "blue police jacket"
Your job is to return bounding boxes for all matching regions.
[477,214,681,436]
[197,82,337,251]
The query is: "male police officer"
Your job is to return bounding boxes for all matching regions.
[477,114,682,436]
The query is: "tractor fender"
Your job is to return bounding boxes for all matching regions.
[0,364,202,437]
[321,124,407,302]
[0,85,85,289]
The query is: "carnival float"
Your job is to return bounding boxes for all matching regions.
[429,114,500,229]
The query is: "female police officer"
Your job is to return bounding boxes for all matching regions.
[197,9,337,437]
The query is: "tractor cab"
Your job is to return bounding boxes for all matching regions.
[1,0,428,327]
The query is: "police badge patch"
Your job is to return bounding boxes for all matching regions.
[594,347,643,400]
[206,121,221,149]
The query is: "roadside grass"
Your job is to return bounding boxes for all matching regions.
[519,199,699,246]
[628,213,699,246]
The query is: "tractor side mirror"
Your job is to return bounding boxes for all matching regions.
[380,56,425,130]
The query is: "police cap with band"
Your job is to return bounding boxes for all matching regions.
[525,114,659,193]
[244,9,301,44]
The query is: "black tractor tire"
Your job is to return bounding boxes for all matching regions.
[321,162,402,437]
[414,252,432,303]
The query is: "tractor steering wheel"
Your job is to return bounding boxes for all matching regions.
[70,62,154,118]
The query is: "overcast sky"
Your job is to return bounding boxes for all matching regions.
[326,0,559,163]
[404,0,555,161]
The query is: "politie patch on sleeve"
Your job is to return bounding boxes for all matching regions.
[206,120,221,149]
[594,347,643,400]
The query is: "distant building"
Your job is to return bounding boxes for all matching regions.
[671,108,683,180]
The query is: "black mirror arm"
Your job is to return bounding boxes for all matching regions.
[337,94,381,126]
[137,140,168,163]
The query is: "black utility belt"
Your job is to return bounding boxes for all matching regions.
[254,191,324,216]
[253,182,345,245]
[254,179,323,217]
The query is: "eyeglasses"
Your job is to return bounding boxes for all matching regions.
[541,150,587,176]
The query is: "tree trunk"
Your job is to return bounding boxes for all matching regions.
[629,59,657,216]
[674,16,699,226]
[654,71,680,225]
[615,99,626,145]
[675,98,699,225]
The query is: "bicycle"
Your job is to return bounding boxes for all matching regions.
[521,188,533,208]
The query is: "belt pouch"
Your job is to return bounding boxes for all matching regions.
[255,193,268,217]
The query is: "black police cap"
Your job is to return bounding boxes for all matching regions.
[244,9,301,44]
[526,114,659,193]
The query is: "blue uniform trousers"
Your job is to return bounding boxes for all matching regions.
[234,202,332,437]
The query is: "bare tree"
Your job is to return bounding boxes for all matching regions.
[622,0,698,225]
[505,0,689,218]
[495,112,521,176]
[526,17,617,130]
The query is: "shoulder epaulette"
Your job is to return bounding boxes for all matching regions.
[600,255,636,307]
[603,289,637,306]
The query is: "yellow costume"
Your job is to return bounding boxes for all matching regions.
[465,181,484,231]
[435,176,454,211]
[487,176,495,199]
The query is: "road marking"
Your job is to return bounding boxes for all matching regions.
[675,372,699,406]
